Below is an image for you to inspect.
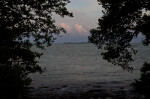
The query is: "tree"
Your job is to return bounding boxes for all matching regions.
[89,0,150,71]
[89,0,150,98]
[0,0,72,98]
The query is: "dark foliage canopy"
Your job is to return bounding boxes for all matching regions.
[89,0,150,70]
[0,0,72,74]
[0,0,72,98]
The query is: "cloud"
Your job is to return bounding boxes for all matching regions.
[74,24,87,33]
[60,23,71,32]
[60,23,88,36]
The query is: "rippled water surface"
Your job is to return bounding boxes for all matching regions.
[30,43,150,93]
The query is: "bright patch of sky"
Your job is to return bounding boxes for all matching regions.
[54,0,103,43]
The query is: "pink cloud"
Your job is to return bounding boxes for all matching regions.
[74,24,87,33]
[60,23,89,36]
[60,23,71,32]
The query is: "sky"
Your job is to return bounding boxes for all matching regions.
[54,0,103,43]
[53,0,144,43]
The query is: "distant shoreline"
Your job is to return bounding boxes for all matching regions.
[63,42,88,44]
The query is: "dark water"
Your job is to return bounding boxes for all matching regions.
[28,43,150,97]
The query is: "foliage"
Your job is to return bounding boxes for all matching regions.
[0,64,31,98]
[132,62,150,99]
[0,0,72,98]
[89,0,150,70]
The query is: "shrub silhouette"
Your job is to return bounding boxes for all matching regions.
[132,62,150,99]
[0,64,31,98]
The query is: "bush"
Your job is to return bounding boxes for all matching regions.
[0,64,31,98]
[132,62,150,99]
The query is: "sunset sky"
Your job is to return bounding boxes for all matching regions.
[54,0,143,43]
[54,0,103,43]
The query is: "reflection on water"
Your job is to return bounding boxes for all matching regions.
[29,43,150,93]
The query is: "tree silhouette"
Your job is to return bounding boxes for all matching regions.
[89,0,150,98]
[89,0,150,70]
[0,0,72,98]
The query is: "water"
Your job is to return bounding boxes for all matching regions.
[29,43,150,95]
